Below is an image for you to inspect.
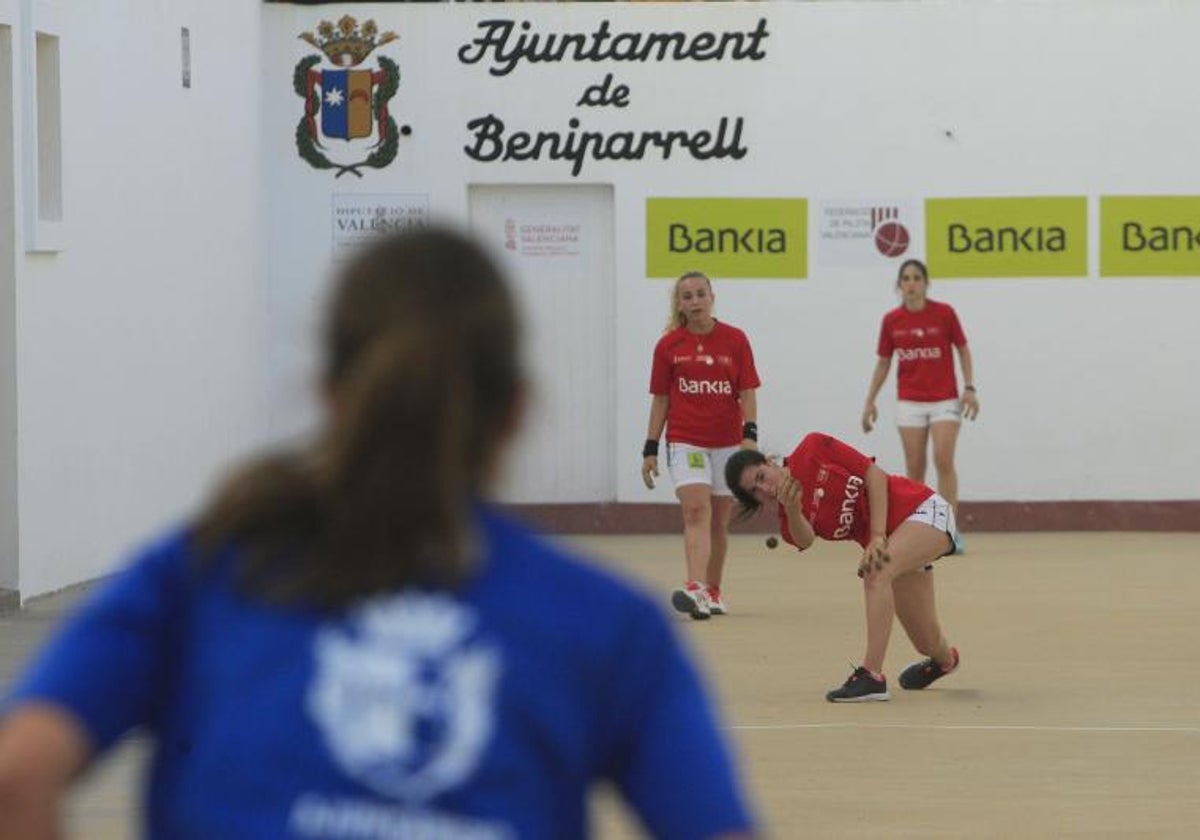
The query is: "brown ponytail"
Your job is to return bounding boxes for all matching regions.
[193,228,521,608]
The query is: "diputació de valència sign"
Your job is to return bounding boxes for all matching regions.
[457,18,770,177]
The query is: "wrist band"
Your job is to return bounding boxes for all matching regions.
[964,385,976,392]
[642,439,659,458]
[742,421,758,442]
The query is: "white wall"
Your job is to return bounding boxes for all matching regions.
[262,1,1200,507]
[0,1,1193,597]
[1,8,17,592]
[7,0,267,600]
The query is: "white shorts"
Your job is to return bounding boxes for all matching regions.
[896,398,962,429]
[666,443,739,496]
[904,493,960,557]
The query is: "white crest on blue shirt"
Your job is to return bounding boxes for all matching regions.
[307,592,500,803]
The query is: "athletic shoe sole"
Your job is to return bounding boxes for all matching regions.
[671,589,711,620]
[826,691,890,703]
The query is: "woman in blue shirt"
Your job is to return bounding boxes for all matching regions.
[0,228,755,839]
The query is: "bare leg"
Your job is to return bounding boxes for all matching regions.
[676,484,713,583]
[898,426,930,484]
[893,569,955,668]
[707,495,733,587]
[860,521,952,675]
[930,420,961,514]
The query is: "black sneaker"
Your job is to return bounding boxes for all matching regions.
[825,666,890,703]
[899,647,959,690]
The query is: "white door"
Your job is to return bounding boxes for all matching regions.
[468,184,615,503]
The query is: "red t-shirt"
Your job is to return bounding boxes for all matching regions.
[876,300,967,402]
[777,433,933,549]
[649,321,761,448]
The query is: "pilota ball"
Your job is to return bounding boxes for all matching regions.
[765,536,779,549]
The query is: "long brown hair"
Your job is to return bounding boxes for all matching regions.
[192,227,522,607]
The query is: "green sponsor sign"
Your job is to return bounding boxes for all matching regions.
[646,198,807,279]
[1101,196,1200,276]
[926,197,1088,278]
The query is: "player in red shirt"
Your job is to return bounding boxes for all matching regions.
[642,271,761,620]
[861,259,979,529]
[725,434,962,702]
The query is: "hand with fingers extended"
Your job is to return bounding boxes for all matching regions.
[641,456,658,490]
[857,535,891,579]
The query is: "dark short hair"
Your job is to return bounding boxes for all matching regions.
[724,448,768,522]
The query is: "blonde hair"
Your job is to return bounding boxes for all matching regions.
[665,271,713,332]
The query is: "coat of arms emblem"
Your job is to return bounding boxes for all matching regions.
[294,16,404,177]
[307,593,500,803]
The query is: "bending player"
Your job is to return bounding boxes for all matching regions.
[725,434,961,702]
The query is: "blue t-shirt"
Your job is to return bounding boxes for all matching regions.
[4,506,754,839]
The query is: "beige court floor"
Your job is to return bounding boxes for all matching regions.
[2,531,1198,838]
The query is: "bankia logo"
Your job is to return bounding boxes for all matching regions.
[646,197,808,279]
[926,196,1087,278]
[1100,195,1200,277]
